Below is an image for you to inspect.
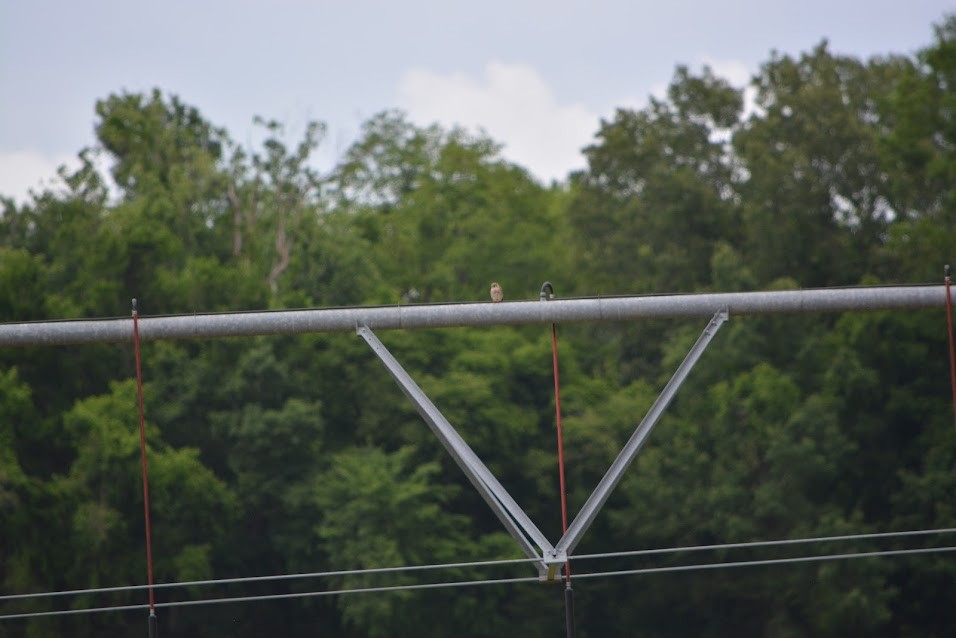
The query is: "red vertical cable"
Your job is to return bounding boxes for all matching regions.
[945,268,956,434]
[132,300,157,625]
[551,323,571,583]
[542,283,575,638]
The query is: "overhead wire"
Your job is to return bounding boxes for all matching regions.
[0,555,541,602]
[3,526,954,604]
[572,545,956,581]
[571,525,956,562]
[0,575,542,620]
[3,543,954,621]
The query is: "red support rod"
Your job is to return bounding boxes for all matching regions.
[133,303,157,614]
[551,323,571,583]
[945,272,956,434]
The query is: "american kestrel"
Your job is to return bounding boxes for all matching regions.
[490,282,503,303]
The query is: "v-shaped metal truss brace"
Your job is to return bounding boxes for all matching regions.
[357,309,727,580]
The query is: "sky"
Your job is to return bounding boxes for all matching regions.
[0,1,952,203]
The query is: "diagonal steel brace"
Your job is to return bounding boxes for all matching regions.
[358,326,556,575]
[554,309,728,555]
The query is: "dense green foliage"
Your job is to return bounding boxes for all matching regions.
[2,16,956,636]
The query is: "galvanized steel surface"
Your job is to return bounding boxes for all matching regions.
[358,325,555,564]
[555,311,728,555]
[0,285,943,347]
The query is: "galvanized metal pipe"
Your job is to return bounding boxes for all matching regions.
[0,285,943,347]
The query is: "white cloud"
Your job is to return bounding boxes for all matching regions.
[0,150,79,204]
[0,149,119,206]
[397,62,600,183]
[701,57,753,87]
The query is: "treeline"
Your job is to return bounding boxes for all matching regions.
[2,16,956,637]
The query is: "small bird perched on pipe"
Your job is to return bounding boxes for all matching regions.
[490,282,503,303]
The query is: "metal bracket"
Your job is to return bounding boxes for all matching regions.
[542,547,569,582]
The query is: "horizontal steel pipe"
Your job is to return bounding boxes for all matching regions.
[0,285,944,347]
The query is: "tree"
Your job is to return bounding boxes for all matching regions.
[880,15,956,281]
[0,368,37,604]
[0,379,236,638]
[734,43,904,286]
[331,111,571,304]
[311,446,480,638]
[568,65,741,296]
